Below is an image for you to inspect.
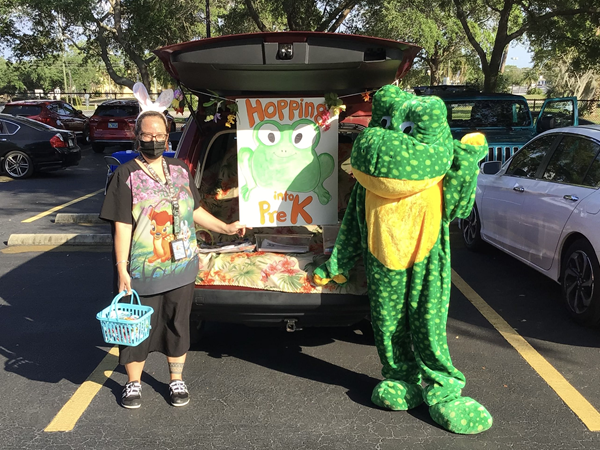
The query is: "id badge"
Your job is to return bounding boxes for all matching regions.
[170,239,187,262]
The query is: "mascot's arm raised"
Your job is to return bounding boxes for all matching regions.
[443,132,488,222]
[313,184,366,286]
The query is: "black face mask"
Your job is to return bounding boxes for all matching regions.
[138,140,166,157]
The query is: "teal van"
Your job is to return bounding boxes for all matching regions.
[414,87,578,164]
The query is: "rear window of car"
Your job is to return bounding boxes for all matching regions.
[8,116,57,131]
[94,105,139,118]
[446,100,531,128]
[3,105,43,116]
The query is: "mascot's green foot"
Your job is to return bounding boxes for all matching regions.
[371,380,424,411]
[429,397,492,434]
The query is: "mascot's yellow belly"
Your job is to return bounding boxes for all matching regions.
[354,170,444,271]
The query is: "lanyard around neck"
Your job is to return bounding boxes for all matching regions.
[138,155,181,236]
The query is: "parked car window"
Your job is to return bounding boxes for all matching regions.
[61,103,77,115]
[0,120,7,134]
[541,100,574,128]
[542,135,600,186]
[2,105,42,116]
[3,120,19,135]
[94,105,139,117]
[505,135,556,179]
[582,148,600,188]
[447,100,531,128]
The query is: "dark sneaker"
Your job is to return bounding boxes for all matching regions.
[169,380,190,407]
[121,381,142,409]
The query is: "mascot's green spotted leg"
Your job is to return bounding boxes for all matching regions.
[368,233,492,434]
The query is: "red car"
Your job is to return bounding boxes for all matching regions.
[2,99,90,143]
[89,99,176,153]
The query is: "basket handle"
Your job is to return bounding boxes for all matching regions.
[109,290,141,316]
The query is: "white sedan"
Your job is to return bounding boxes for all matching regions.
[459,125,600,326]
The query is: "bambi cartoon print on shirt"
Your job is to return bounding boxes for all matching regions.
[127,163,199,295]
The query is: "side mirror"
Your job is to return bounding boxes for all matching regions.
[481,161,501,175]
[538,115,556,132]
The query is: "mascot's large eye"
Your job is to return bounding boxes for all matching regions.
[291,122,318,149]
[400,121,415,135]
[257,123,281,146]
[380,116,392,129]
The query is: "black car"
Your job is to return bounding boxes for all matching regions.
[0,113,81,179]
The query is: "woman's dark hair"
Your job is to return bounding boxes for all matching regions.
[134,111,168,149]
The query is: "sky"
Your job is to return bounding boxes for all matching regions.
[506,42,533,68]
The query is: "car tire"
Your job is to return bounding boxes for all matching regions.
[3,150,34,179]
[460,206,484,251]
[561,239,600,327]
[91,143,105,153]
[82,125,91,144]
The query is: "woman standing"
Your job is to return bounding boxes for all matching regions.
[100,85,245,409]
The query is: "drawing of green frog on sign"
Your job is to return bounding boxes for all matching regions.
[238,119,335,205]
[236,97,339,228]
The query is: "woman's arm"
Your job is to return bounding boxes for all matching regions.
[114,221,133,294]
[193,206,246,236]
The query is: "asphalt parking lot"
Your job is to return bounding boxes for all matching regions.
[1,144,600,449]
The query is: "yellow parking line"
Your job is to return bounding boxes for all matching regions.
[44,346,119,432]
[452,269,600,432]
[0,175,13,182]
[22,189,104,223]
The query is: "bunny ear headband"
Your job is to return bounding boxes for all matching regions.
[133,82,174,117]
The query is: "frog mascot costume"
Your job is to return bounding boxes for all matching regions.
[313,85,492,434]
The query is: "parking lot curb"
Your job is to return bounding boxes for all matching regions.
[7,234,112,247]
[54,213,105,224]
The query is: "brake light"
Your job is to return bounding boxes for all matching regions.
[126,118,136,129]
[90,117,100,123]
[50,133,67,148]
[29,115,53,125]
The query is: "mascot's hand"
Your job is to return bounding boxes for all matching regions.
[461,132,486,147]
[313,264,348,286]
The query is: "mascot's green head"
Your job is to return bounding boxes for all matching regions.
[351,85,454,182]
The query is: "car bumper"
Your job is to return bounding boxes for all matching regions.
[37,148,81,170]
[193,286,370,328]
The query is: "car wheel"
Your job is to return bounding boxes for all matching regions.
[460,206,484,251]
[91,143,105,153]
[3,150,34,179]
[561,239,600,326]
[82,126,91,144]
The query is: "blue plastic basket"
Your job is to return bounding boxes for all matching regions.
[96,290,154,347]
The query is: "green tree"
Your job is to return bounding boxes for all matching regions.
[358,0,481,86]
[4,0,219,89]
[452,0,600,93]
[236,0,365,32]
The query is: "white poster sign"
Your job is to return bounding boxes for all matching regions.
[236,97,338,227]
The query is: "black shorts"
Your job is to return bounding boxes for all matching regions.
[119,282,195,365]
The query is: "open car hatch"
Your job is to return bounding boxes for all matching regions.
[154,32,421,96]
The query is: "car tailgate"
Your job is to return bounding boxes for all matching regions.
[154,31,421,96]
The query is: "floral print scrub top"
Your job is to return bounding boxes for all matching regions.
[100,157,201,296]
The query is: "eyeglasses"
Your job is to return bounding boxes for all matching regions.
[139,132,168,142]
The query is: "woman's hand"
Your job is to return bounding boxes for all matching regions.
[224,221,249,237]
[117,267,132,295]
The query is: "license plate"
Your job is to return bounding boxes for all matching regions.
[68,139,74,147]
[108,122,118,129]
